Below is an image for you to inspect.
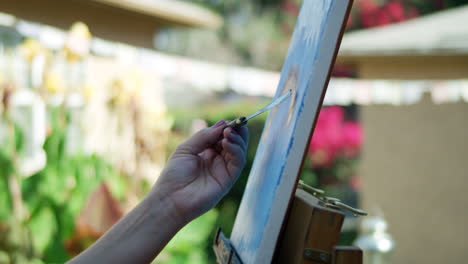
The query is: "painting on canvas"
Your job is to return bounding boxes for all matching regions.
[230,0,353,262]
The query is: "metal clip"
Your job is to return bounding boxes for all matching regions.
[322,196,340,203]
[331,201,368,216]
[298,180,325,197]
[297,181,367,216]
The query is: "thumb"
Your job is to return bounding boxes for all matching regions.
[176,120,226,155]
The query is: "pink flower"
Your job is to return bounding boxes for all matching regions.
[386,1,406,22]
[358,0,378,13]
[310,106,344,167]
[375,9,391,26]
[342,121,363,157]
[358,0,378,28]
[309,107,363,167]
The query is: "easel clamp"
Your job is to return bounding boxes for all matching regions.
[213,227,243,264]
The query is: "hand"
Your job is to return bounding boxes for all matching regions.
[70,120,248,264]
[153,120,249,224]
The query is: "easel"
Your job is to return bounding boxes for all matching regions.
[212,0,356,261]
[213,181,367,264]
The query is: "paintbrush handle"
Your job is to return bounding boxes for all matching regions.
[227,117,247,128]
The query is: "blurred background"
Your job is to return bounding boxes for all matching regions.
[0,0,467,263]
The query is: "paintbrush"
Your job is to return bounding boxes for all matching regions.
[227,89,292,128]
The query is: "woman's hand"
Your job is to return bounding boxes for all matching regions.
[153,120,249,225]
[69,120,248,264]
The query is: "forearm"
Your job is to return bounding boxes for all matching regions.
[68,121,248,263]
[68,189,185,264]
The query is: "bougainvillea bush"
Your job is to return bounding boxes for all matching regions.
[309,106,362,168]
[302,106,363,202]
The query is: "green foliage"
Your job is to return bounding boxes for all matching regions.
[300,158,318,187]
[159,0,291,70]
[0,149,14,220]
[410,0,468,14]
[159,210,218,263]
[22,153,119,262]
[0,106,125,263]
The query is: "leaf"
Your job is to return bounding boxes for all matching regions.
[164,209,218,260]
[42,234,70,263]
[28,207,56,254]
[13,123,24,153]
[0,170,12,220]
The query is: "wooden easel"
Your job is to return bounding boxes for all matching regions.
[213,182,366,264]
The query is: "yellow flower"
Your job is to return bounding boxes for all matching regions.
[44,72,65,94]
[65,22,92,62]
[108,79,128,107]
[20,38,44,62]
[82,83,94,102]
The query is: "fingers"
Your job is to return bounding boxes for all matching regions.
[221,138,246,168]
[214,141,223,154]
[199,148,218,163]
[236,126,249,146]
[176,120,226,155]
[175,120,249,159]
[223,126,248,159]
[223,127,247,149]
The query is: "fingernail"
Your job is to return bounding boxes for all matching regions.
[213,120,225,128]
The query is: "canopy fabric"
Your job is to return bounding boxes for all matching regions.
[89,0,222,29]
[339,5,468,56]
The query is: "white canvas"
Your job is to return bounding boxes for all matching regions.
[230,1,353,263]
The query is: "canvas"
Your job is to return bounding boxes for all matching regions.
[229,0,353,263]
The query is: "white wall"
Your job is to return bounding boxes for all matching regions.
[360,95,468,264]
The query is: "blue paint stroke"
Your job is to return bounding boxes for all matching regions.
[230,0,336,262]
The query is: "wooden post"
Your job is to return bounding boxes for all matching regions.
[332,246,362,264]
[275,189,345,264]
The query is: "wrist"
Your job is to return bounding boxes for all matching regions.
[145,186,188,229]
